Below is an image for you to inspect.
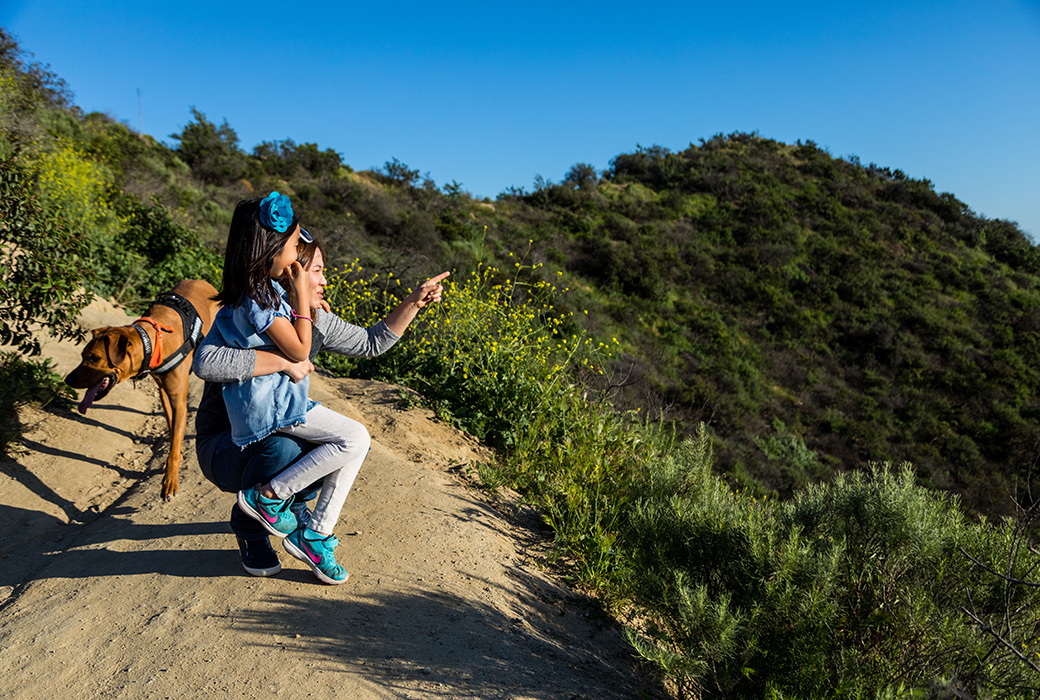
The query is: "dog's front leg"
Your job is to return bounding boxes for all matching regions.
[154,369,188,500]
[156,379,174,430]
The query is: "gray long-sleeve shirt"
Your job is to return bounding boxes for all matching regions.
[193,309,400,471]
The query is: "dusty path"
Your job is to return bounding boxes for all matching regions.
[0,299,665,699]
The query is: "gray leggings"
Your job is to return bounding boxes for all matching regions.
[268,404,371,534]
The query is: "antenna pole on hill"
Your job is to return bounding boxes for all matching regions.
[137,88,142,134]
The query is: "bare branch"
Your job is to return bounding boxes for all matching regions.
[960,606,1040,675]
[959,547,1040,588]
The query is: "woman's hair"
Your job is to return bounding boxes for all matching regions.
[214,197,300,309]
[295,233,325,272]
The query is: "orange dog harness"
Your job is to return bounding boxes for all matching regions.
[130,292,206,378]
[134,316,175,370]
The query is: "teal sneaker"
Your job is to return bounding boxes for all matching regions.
[237,486,298,538]
[283,526,349,585]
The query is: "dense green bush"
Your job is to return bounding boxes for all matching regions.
[622,431,1040,698]
[87,193,221,310]
[323,262,1040,697]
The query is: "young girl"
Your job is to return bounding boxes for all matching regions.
[209,192,446,584]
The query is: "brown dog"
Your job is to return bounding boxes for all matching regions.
[65,280,218,500]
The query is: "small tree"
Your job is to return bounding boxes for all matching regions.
[563,162,599,191]
[0,27,75,116]
[169,107,245,184]
[381,157,419,187]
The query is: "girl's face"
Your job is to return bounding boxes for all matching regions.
[270,226,301,279]
[305,248,327,308]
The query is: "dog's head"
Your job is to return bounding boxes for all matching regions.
[65,327,142,413]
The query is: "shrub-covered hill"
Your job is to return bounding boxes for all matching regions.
[4,27,1038,519]
[517,136,1040,518]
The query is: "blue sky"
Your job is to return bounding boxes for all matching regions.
[3,1,1039,238]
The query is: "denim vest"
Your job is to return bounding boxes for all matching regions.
[213,289,317,447]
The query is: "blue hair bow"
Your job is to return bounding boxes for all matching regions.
[259,191,294,232]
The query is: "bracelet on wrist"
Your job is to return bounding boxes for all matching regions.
[291,310,313,322]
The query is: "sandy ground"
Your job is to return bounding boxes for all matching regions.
[0,298,666,700]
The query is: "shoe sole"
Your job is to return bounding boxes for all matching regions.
[283,537,349,585]
[237,490,292,538]
[242,560,282,577]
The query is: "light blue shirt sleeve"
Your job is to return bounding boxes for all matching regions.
[245,294,290,334]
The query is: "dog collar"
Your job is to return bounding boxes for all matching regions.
[130,323,153,377]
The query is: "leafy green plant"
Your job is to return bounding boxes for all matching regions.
[320,254,665,587]
[97,193,222,309]
[0,155,90,355]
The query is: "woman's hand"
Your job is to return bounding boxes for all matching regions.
[283,358,314,383]
[406,271,450,309]
[384,271,450,335]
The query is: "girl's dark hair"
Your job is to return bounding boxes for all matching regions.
[214,197,300,309]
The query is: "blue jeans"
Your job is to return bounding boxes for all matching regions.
[206,432,320,540]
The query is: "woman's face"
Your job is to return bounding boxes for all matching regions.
[270,225,301,279]
[304,248,327,308]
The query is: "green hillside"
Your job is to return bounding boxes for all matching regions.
[508,138,1040,519]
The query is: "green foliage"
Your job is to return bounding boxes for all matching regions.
[26,132,121,239]
[0,351,74,454]
[379,157,421,187]
[11,25,1040,526]
[89,193,221,310]
[7,32,1040,695]
[321,257,665,584]
[0,155,90,354]
[322,258,610,445]
[0,27,75,119]
[754,419,828,490]
[622,435,1040,698]
[252,138,343,180]
[322,255,1040,697]
[563,162,600,191]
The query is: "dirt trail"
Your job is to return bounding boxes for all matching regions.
[0,299,665,700]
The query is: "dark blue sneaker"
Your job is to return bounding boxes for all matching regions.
[237,486,298,538]
[236,536,282,577]
[290,499,314,530]
[283,526,349,585]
